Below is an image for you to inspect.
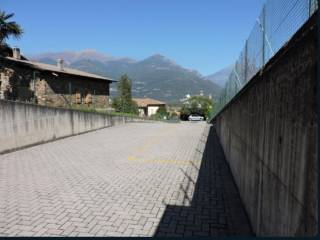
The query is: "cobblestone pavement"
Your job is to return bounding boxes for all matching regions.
[0,122,252,237]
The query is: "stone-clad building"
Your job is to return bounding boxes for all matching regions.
[0,48,115,108]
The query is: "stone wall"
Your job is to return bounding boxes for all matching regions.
[0,100,145,154]
[213,16,317,236]
[0,65,34,101]
[0,59,111,108]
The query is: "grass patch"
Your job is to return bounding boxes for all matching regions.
[69,105,146,119]
[69,105,181,123]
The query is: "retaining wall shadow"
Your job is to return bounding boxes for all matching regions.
[154,125,253,237]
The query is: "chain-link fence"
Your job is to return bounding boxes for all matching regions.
[212,0,318,118]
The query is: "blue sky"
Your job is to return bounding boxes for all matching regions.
[3,0,265,75]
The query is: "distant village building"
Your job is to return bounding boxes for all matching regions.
[133,98,166,117]
[0,48,115,108]
[180,91,212,104]
[180,94,191,103]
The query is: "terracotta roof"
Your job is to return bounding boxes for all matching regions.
[0,56,115,82]
[133,98,166,107]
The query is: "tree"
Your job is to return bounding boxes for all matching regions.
[0,10,23,45]
[170,112,178,118]
[180,95,214,120]
[191,96,213,115]
[112,74,138,114]
[156,106,168,116]
[150,106,169,119]
[179,105,191,121]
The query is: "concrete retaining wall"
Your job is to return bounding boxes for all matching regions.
[213,16,317,236]
[0,100,145,154]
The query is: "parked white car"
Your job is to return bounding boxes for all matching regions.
[188,114,204,121]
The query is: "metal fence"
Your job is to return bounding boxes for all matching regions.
[212,0,318,118]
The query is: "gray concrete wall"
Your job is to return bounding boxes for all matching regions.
[213,16,317,236]
[0,100,145,154]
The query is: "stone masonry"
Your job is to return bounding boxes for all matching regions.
[0,57,111,108]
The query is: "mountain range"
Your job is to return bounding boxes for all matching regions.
[29,50,230,103]
[205,64,233,87]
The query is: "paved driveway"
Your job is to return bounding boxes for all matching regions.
[0,122,251,236]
